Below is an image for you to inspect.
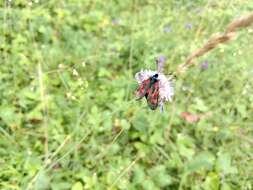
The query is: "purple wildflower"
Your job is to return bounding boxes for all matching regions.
[156,55,166,73]
[156,55,167,73]
[200,60,209,70]
[157,55,167,63]
[163,25,171,33]
[185,23,193,29]
[195,8,205,15]
[111,48,117,52]
[112,19,121,25]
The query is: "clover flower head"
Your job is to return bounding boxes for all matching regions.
[185,23,193,29]
[200,60,209,70]
[163,25,171,33]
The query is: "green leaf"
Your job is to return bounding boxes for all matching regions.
[194,98,209,112]
[148,165,172,187]
[187,151,215,173]
[51,182,72,190]
[71,182,83,190]
[141,179,158,190]
[132,114,149,133]
[221,183,232,190]
[134,142,150,157]
[237,104,247,118]
[215,153,237,174]
[0,106,17,126]
[34,171,50,190]
[202,172,220,190]
[150,130,165,145]
[133,166,145,184]
[177,134,195,159]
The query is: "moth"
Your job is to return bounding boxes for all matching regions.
[135,73,159,110]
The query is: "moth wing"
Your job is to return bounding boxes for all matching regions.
[135,78,151,100]
[146,81,159,110]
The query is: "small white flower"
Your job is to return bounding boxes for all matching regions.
[135,69,156,84]
[58,64,64,69]
[66,92,72,98]
[248,28,253,33]
[220,48,224,53]
[72,69,79,76]
[77,78,84,86]
[82,61,86,67]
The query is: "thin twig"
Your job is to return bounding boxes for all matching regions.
[25,135,72,190]
[110,155,140,188]
[38,62,49,161]
[177,12,253,74]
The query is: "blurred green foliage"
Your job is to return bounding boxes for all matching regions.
[0,0,253,189]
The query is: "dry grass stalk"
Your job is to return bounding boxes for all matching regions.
[177,12,253,74]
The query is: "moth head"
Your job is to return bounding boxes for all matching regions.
[151,73,159,83]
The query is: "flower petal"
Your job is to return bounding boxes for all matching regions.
[135,70,156,83]
[158,74,174,102]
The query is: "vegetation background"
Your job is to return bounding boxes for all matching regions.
[0,0,253,189]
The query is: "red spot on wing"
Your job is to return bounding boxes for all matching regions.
[146,81,159,110]
[135,78,151,99]
[135,77,160,110]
